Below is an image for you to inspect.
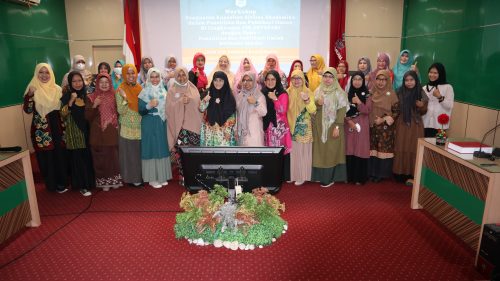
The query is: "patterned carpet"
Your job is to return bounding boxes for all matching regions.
[0,158,484,280]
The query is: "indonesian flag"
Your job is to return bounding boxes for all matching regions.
[123,0,141,70]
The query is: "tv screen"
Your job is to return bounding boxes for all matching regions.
[179,146,285,194]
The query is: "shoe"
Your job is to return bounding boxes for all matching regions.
[150,181,162,189]
[132,182,143,187]
[56,187,69,194]
[294,181,305,186]
[80,189,92,197]
[355,182,362,186]
[286,180,293,184]
[405,179,414,187]
[161,181,168,186]
[103,187,110,192]
[320,181,335,188]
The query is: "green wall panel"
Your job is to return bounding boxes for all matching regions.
[0,0,70,107]
[402,0,500,110]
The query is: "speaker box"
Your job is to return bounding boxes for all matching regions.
[477,224,500,278]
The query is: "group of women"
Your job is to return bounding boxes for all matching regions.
[23,51,453,196]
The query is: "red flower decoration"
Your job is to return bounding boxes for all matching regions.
[437,113,449,125]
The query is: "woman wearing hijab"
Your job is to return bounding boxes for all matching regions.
[116,64,143,186]
[422,63,454,137]
[23,63,68,193]
[111,59,124,90]
[262,70,292,181]
[368,70,399,183]
[236,72,267,146]
[234,57,258,95]
[393,50,418,90]
[188,52,209,98]
[369,53,394,90]
[344,71,372,185]
[306,54,326,92]
[393,71,428,185]
[208,55,235,90]
[162,56,177,89]
[138,68,172,188]
[311,67,349,187]
[258,54,288,89]
[88,62,111,94]
[336,60,350,90]
[61,54,93,88]
[85,73,122,191]
[346,57,372,92]
[287,69,316,186]
[167,66,202,181]
[287,60,309,88]
[61,71,95,196]
[138,56,154,86]
[200,71,237,146]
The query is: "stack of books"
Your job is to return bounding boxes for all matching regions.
[447,141,493,154]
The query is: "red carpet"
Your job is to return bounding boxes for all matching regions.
[0,157,484,280]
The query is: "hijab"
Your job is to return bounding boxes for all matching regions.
[264,54,285,76]
[426,62,447,88]
[337,60,350,90]
[191,52,208,90]
[139,56,154,84]
[111,59,124,89]
[315,67,349,143]
[237,72,263,138]
[206,71,236,126]
[398,70,422,125]
[208,55,235,88]
[262,70,287,130]
[138,68,167,121]
[62,55,93,87]
[393,50,414,90]
[369,53,391,89]
[306,54,326,92]
[287,60,304,86]
[287,69,313,133]
[234,57,258,93]
[119,64,142,112]
[87,73,118,131]
[62,71,88,133]
[24,63,62,118]
[358,57,372,76]
[346,71,369,119]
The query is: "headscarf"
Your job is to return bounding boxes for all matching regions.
[262,70,287,130]
[234,57,258,92]
[306,54,326,92]
[62,71,88,133]
[206,71,236,126]
[87,73,118,131]
[237,72,263,138]
[163,56,176,85]
[337,60,350,90]
[357,57,372,76]
[111,59,124,89]
[24,63,62,118]
[166,66,202,150]
[264,54,285,76]
[119,64,142,112]
[62,54,93,87]
[138,68,167,121]
[287,69,313,133]
[287,60,304,86]
[426,62,447,87]
[139,56,154,84]
[191,52,208,90]
[369,70,398,126]
[393,50,414,90]
[369,53,391,88]
[315,67,349,143]
[208,55,235,89]
[397,70,422,125]
[346,71,369,118]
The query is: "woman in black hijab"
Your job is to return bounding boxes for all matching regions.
[199,71,237,146]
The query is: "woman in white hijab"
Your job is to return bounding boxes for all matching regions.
[61,54,93,88]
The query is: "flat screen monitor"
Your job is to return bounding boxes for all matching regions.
[179,146,284,194]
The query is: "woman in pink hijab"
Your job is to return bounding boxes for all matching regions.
[233,57,258,95]
[257,54,288,89]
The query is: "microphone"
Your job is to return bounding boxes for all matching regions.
[0,146,22,152]
[473,123,500,159]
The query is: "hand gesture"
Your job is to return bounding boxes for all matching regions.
[352,94,361,105]
[317,95,324,106]
[268,90,277,101]
[410,61,418,72]
[384,116,394,126]
[374,116,384,125]
[182,94,190,104]
[300,92,309,101]
[118,88,127,98]
[93,97,101,108]
[203,93,211,103]
[28,86,37,96]
[415,100,424,108]
[432,88,441,98]
[347,119,357,131]
[195,68,200,77]
[247,95,256,105]
[69,92,78,107]
[332,126,340,138]
[149,98,159,108]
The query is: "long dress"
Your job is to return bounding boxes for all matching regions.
[23,95,68,191]
[236,94,267,146]
[200,98,237,146]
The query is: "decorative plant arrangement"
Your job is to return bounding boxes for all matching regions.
[436,113,450,145]
[174,185,287,250]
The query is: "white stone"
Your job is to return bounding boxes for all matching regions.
[245,245,249,250]
[238,243,246,250]
[213,239,223,248]
[284,224,288,230]
[282,230,286,234]
[259,245,263,249]
[188,239,193,244]
[204,241,210,246]
[249,245,255,250]
[230,241,239,250]
[223,241,231,249]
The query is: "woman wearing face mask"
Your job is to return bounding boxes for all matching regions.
[236,72,267,146]
[23,63,68,193]
[61,55,93,88]
[138,56,154,86]
[116,64,143,187]
[61,71,95,196]
[111,60,124,90]
[258,54,288,89]
[189,52,209,98]
[200,71,237,146]
[311,67,349,188]
[208,55,235,90]
[138,68,172,188]
[167,66,202,183]
[162,56,177,89]
[344,71,372,185]
[393,71,428,186]
[287,69,316,186]
[85,73,122,191]
[234,57,258,95]
[262,70,292,181]
[88,62,111,94]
